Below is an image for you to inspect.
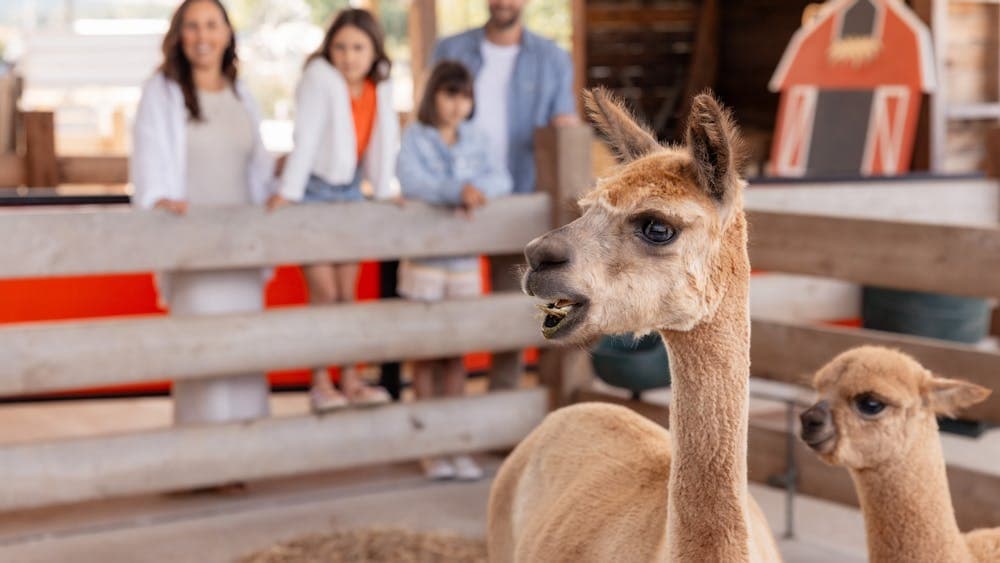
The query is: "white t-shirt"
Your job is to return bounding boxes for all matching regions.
[472,40,520,170]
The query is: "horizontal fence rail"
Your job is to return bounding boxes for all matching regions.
[0,194,551,278]
[746,176,1000,225]
[747,210,1000,298]
[0,389,547,511]
[0,293,546,396]
[750,319,1000,424]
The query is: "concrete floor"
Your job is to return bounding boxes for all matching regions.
[0,385,994,562]
[0,454,868,563]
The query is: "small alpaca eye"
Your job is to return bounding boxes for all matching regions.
[640,219,677,245]
[855,394,886,416]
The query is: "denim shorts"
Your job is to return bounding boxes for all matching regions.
[301,173,363,203]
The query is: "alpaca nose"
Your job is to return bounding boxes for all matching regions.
[525,235,572,272]
[799,401,831,434]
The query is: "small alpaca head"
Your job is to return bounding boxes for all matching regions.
[799,346,991,470]
[522,88,747,342]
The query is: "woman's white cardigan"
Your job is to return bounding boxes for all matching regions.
[130,72,276,300]
[130,72,275,209]
[279,59,399,201]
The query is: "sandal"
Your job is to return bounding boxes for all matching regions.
[309,385,349,413]
[343,384,392,407]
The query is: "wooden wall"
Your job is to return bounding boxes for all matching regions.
[584,1,698,141]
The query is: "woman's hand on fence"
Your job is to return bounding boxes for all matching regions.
[154,199,188,215]
[266,194,291,211]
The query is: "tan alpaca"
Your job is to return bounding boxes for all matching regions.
[800,346,1000,563]
[487,90,781,562]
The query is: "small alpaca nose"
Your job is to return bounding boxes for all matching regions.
[525,235,572,272]
[800,401,831,432]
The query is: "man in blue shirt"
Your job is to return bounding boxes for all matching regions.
[430,0,578,195]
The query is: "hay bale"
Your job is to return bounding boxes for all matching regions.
[238,527,487,563]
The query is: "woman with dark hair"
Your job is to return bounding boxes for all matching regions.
[269,8,399,412]
[396,60,512,480]
[131,0,276,426]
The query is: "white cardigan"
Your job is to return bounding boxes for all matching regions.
[130,72,275,209]
[279,59,399,201]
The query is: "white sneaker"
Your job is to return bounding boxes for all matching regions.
[420,457,456,481]
[452,455,484,481]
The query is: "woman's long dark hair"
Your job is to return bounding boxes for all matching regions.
[417,61,475,126]
[159,0,238,121]
[306,8,391,82]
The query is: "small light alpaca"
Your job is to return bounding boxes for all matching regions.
[800,346,1000,563]
[487,89,781,562]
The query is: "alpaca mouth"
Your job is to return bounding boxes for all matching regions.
[801,430,836,453]
[537,298,588,339]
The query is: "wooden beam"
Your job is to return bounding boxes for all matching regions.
[750,319,1000,424]
[0,153,24,187]
[534,125,593,226]
[745,176,1000,226]
[575,389,1000,531]
[571,0,586,116]
[677,0,719,123]
[0,292,547,396]
[747,211,1000,298]
[0,155,128,187]
[408,0,437,101]
[58,155,128,185]
[0,193,550,278]
[23,112,58,188]
[0,388,547,511]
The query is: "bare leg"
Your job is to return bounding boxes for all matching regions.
[489,254,524,390]
[303,264,339,305]
[332,263,390,405]
[442,357,467,397]
[412,360,439,400]
[302,264,347,411]
[443,356,482,479]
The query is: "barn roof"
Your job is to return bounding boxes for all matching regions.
[769,0,935,93]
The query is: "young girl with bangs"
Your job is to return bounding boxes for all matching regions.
[396,60,512,480]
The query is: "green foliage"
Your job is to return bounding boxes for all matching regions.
[303,0,351,26]
[436,0,571,49]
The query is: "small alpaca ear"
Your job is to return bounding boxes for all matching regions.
[685,91,745,202]
[924,376,992,417]
[583,87,662,164]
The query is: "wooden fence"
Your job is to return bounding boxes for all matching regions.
[0,125,998,531]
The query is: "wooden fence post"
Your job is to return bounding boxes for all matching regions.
[534,124,597,409]
[408,0,437,101]
[23,111,58,187]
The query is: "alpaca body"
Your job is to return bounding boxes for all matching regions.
[488,91,780,562]
[488,403,779,562]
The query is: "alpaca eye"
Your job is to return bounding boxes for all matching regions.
[855,394,886,417]
[639,219,677,245]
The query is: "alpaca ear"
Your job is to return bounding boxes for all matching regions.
[924,376,992,417]
[685,91,745,202]
[583,87,662,164]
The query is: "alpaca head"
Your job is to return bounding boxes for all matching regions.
[522,89,748,343]
[799,346,991,470]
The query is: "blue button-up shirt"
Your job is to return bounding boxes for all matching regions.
[431,27,576,194]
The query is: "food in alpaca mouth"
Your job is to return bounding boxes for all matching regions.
[538,299,579,331]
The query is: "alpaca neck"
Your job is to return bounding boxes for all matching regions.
[660,218,752,562]
[851,424,970,563]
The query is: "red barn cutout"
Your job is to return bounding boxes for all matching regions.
[768,0,935,177]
